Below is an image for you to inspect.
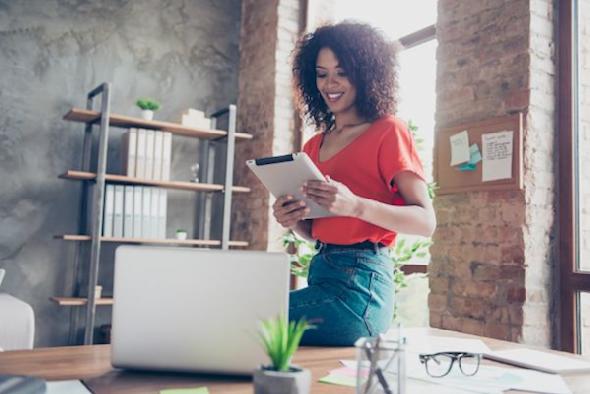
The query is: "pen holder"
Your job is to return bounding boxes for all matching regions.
[355,336,406,394]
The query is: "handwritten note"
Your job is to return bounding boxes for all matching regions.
[450,130,470,166]
[482,131,513,182]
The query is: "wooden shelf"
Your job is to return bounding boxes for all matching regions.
[55,234,249,248]
[50,297,113,306]
[63,108,253,140]
[60,170,251,193]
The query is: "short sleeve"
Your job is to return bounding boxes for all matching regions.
[378,121,426,189]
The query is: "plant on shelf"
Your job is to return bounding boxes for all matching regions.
[253,314,314,394]
[135,98,161,120]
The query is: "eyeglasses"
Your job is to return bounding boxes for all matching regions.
[418,352,482,377]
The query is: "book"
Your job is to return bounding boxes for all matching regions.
[113,185,124,237]
[142,187,152,238]
[158,189,167,238]
[120,128,137,177]
[484,348,590,374]
[123,186,134,238]
[145,129,155,180]
[132,186,143,238]
[162,132,172,181]
[149,188,160,239]
[153,131,163,180]
[135,129,147,179]
[102,185,114,237]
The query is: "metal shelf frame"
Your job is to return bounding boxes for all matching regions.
[63,83,241,345]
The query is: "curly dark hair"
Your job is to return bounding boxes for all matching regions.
[292,21,398,132]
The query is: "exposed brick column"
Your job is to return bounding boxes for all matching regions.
[232,0,303,251]
[429,0,558,347]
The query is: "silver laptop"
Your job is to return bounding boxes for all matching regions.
[111,245,290,375]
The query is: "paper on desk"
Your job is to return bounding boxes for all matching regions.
[405,351,571,394]
[485,348,590,374]
[450,130,470,165]
[318,373,356,387]
[46,380,92,394]
[159,387,209,394]
[384,328,491,354]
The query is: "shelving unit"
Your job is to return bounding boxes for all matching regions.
[54,82,251,345]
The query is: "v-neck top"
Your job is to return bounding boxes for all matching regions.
[302,115,425,246]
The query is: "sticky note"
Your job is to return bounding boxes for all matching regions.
[450,130,470,165]
[459,163,476,172]
[318,374,357,387]
[160,387,209,394]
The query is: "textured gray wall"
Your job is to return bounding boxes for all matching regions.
[0,0,241,347]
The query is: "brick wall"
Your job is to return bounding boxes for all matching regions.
[430,0,558,346]
[233,0,302,251]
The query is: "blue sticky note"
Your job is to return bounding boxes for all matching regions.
[459,162,477,172]
[468,144,482,165]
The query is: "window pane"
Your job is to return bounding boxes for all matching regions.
[579,292,590,355]
[577,0,590,271]
[331,0,437,40]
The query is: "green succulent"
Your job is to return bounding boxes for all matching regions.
[258,314,313,372]
[136,98,161,111]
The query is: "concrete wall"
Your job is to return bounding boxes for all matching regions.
[0,0,241,347]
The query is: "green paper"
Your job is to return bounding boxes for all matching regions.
[159,387,209,394]
[318,374,357,387]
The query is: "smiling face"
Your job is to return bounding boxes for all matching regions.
[315,47,358,117]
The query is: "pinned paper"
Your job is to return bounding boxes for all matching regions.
[482,131,513,182]
[450,130,470,165]
[160,387,209,394]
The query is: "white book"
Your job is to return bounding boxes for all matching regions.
[150,188,160,239]
[142,186,152,238]
[102,185,115,236]
[113,185,124,238]
[123,186,134,238]
[121,128,137,177]
[153,131,164,180]
[133,186,143,238]
[145,129,155,180]
[162,132,172,181]
[158,189,167,238]
[135,129,147,179]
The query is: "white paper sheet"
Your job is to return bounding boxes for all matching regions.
[384,327,491,354]
[450,130,470,165]
[484,348,590,374]
[46,380,92,394]
[482,131,513,182]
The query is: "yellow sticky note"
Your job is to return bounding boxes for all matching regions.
[159,387,209,394]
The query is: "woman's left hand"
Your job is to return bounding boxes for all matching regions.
[302,176,361,217]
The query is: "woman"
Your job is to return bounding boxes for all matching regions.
[273,22,436,346]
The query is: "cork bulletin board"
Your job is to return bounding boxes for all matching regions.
[434,113,523,195]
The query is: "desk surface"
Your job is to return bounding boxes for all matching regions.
[1,328,589,393]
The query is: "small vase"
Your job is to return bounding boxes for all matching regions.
[141,109,154,120]
[253,365,311,394]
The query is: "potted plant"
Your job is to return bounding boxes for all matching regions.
[136,98,161,120]
[175,229,188,240]
[253,314,313,394]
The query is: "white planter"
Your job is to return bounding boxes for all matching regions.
[253,366,311,394]
[141,109,154,120]
[175,231,188,240]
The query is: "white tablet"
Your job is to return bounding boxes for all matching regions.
[246,152,334,219]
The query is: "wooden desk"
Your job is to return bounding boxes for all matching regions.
[1,328,589,393]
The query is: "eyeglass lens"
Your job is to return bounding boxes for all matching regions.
[424,353,454,377]
[458,353,481,376]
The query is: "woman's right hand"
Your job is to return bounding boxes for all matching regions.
[272,195,310,229]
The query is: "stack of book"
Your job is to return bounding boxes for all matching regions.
[102,128,172,238]
[102,184,167,239]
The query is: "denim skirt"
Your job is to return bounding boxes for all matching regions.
[289,244,395,346]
